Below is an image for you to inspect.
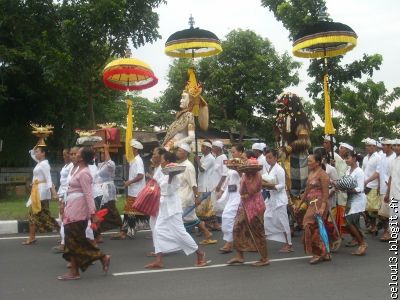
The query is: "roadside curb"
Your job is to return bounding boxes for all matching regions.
[0,214,126,235]
[0,220,30,234]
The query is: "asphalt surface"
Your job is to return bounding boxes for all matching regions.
[0,229,391,300]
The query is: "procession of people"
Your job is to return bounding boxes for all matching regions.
[22,129,400,280]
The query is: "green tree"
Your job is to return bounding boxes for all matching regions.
[198,29,300,142]
[335,80,400,145]
[261,0,328,39]
[261,0,398,146]
[0,0,164,166]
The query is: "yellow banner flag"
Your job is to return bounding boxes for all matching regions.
[125,99,134,163]
[324,73,336,135]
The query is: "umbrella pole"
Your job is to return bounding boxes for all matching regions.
[194,117,199,182]
[323,56,335,162]
[189,51,200,182]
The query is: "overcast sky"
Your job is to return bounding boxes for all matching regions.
[133,0,400,105]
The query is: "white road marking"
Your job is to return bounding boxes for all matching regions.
[113,256,312,276]
[0,230,150,240]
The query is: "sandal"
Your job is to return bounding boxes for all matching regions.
[52,245,65,254]
[219,247,233,254]
[22,239,37,245]
[279,245,294,253]
[309,256,323,264]
[195,252,211,267]
[352,243,367,256]
[57,274,80,281]
[380,232,391,242]
[226,257,245,265]
[199,239,217,245]
[101,255,111,273]
[322,254,332,261]
[252,259,270,267]
[345,240,358,247]
[110,234,127,240]
[145,262,164,269]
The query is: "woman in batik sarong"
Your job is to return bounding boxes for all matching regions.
[298,152,331,264]
[93,144,122,243]
[23,146,59,245]
[227,159,270,267]
[58,147,110,280]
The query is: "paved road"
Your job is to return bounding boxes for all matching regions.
[0,229,391,300]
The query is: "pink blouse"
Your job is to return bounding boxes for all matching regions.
[63,167,96,225]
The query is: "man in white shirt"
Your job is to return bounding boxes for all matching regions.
[195,140,216,227]
[362,138,381,234]
[208,140,228,229]
[252,142,269,175]
[177,143,216,244]
[196,140,215,197]
[378,139,397,241]
[385,139,400,240]
[334,142,353,237]
[252,142,270,199]
[112,139,146,239]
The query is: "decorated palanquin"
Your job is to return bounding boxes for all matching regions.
[274,92,311,230]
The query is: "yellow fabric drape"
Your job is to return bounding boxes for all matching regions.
[125,99,134,163]
[324,73,336,135]
[31,179,46,214]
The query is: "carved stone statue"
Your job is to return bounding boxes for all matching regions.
[163,68,209,150]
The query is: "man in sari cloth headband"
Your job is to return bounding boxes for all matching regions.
[384,139,400,241]
[112,139,146,240]
[361,138,380,235]
[145,152,209,269]
[176,143,216,245]
[376,139,396,241]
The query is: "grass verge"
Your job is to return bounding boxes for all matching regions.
[0,195,126,220]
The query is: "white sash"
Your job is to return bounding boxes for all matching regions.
[66,192,84,202]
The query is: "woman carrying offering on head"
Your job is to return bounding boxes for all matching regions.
[23,146,59,245]
[227,158,270,267]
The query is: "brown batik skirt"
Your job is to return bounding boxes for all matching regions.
[28,200,60,233]
[63,220,105,272]
[232,203,268,259]
[99,200,122,233]
[302,198,328,256]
